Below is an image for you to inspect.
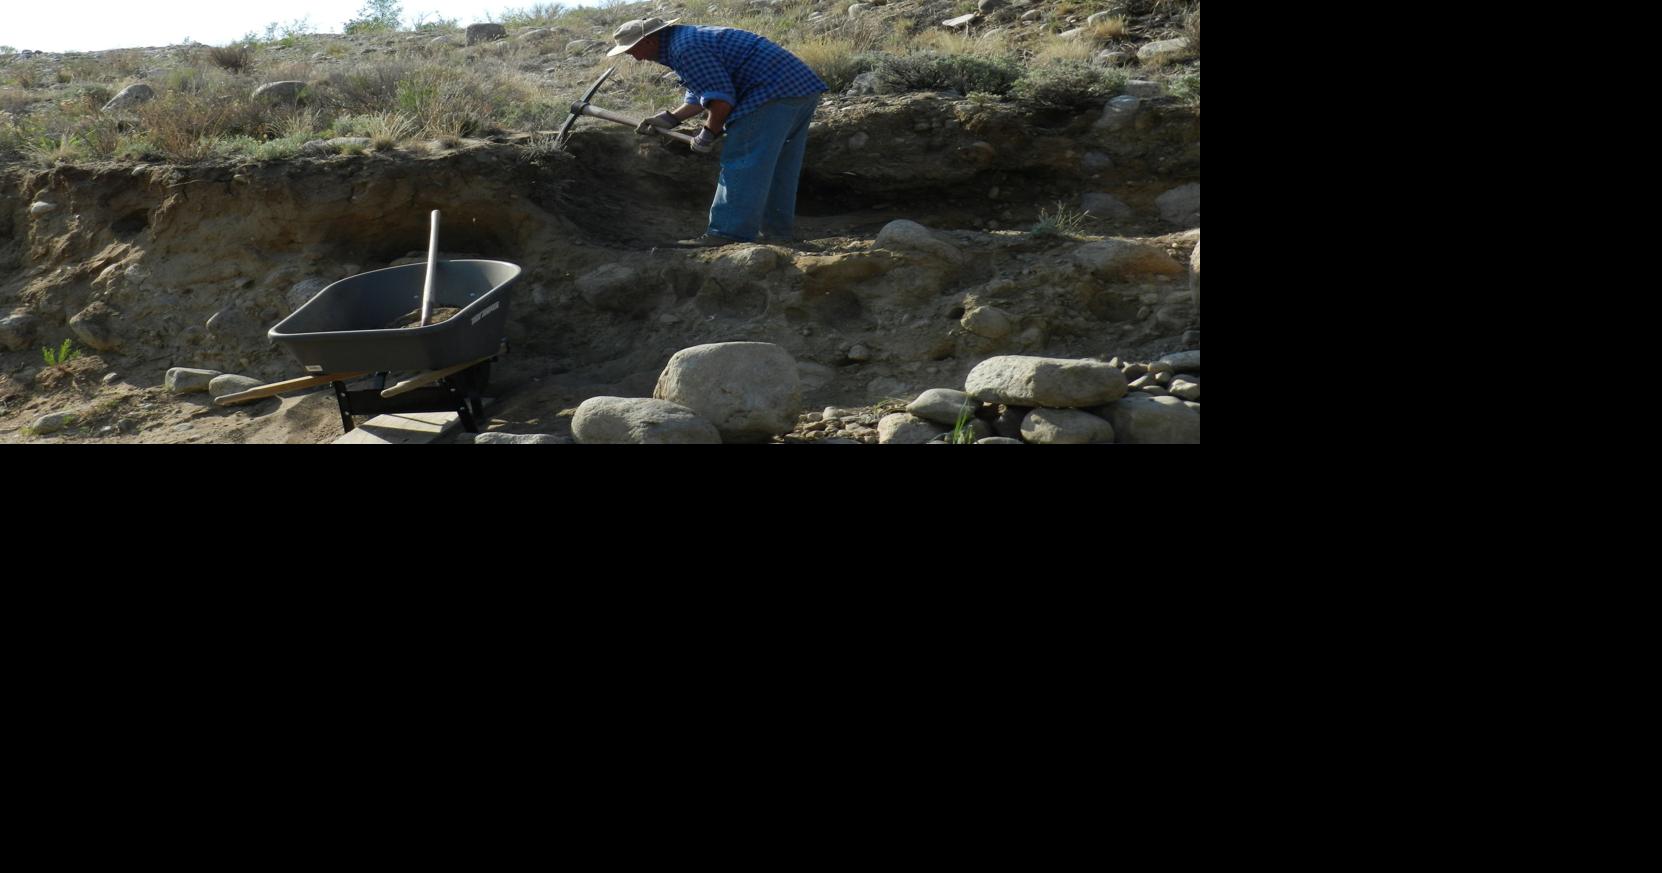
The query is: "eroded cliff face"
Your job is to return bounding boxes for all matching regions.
[0,92,1199,441]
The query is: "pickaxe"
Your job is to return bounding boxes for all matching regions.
[554,67,701,152]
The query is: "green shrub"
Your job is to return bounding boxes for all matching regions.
[1011,61,1124,108]
[874,52,1021,96]
[345,0,403,35]
[1030,201,1090,240]
[1168,66,1199,106]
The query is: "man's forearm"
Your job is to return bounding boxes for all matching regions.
[672,102,704,121]
[703,100,733,133]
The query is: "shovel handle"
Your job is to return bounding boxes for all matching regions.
[421,210,440,326]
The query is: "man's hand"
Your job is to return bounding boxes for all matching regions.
[637,111,680,135]
[691,127,723,153]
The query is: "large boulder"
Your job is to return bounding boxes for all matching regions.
[1157,183,1201,227]
[572,397,723,444]
[1020,408,1116,445]
[878,413,946,444]
[966,356,1128,408]
[0,310,37,352]
[102,83,155,112]
[1138,38,1194,66]
[1190,239,1200,314]
[1072,240,1185,281]
[907,388,975,426]
[1100,394,1200,444]
[653,343,802,443]
[69,303,120,351]
[467,24,509,45]
[875,220,964,264]
[1094,95,1140,131]
[166,368,222,395]
[209,375,265,403]
[252,81,308,105]
[1159,350,1200,374]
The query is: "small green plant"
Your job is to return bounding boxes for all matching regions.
[1168,64,1199,107]
[948,399,978,445]
[1030,201,1090,240]
[42,339,81,367]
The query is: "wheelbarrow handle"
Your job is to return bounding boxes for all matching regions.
[213,372,369,406]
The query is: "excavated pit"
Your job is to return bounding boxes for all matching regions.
[1,92,1199,442]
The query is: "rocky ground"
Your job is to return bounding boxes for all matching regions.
[0,1,1199,444]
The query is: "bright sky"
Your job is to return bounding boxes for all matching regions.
[5,1,601,53]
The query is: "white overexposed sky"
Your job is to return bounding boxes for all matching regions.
[4,1,605,53]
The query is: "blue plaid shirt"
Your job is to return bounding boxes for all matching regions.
[658,25,827,126]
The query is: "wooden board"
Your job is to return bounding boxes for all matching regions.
[331,400,494,445]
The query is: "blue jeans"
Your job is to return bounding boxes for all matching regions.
[707,95,820,242]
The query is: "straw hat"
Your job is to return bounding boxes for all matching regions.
[607,18,680,57]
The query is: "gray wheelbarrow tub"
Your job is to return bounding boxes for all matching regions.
[270,260,521,374]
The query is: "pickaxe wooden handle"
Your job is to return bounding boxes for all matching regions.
[576,104,700,147]
[554,66,702,150]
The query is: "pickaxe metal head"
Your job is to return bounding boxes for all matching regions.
[553,66,615,152]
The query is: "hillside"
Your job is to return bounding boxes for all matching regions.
[0,0,1200,444]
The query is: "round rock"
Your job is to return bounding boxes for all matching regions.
[572,397,722,444]
[653,343,802,443]
[966,356,1128,408]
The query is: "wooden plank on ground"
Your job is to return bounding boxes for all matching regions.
[332,411,467,445]
[330,399,495,445]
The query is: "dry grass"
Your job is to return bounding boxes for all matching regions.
[795,37,874,93]
[1032,37,1098,66]
[366,111,419,149]
[573,57,680,114]
[134,89,265,161]
[71,85,114,114]
[207,43,254,74]
[911,27,1012,58]
[0,0,1203,167]
[108,50,150,77]
[1088,18,1129,42]
[267,107,322,140]
[261,61,317,84]
[1,87,33,115]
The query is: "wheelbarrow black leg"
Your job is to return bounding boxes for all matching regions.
[333,380,355,433]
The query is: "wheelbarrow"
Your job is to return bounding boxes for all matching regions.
[220,212,522,434]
